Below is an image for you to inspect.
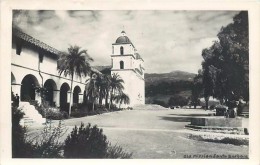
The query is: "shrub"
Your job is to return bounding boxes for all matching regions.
[153,99,167,107]
[71,110,89,118]
[30,100,68,120]
[12,104,65,158]
[106,144,133,158]
[126,107,133,110]
[168,95,189,107]
[64,123,132,158]
[110,104,120,111]
[12,106,35,158]
[30,121,66,158]
[45,108,68,120]
[64,123,108,158]
[209,105,216,110]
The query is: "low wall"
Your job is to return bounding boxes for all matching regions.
[190,117,242,127]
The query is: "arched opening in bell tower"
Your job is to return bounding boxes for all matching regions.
[120,61,124,69]
[120,46,124,55]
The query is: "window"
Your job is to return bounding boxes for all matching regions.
[120,61,124,69]
[120,46,124,55]
[112,46,114,54]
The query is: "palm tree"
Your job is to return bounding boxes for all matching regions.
[57,45,93,117]
[95,75,107,105]
[109,73,124,109]
[113,92,130,108]
[85,73,99,111]
[103,74,111,107]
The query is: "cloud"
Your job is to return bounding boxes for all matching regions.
[13,10,239,73]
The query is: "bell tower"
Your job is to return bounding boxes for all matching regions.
[110,31,145,107]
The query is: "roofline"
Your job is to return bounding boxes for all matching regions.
[112,42,136,48]
[111,54,136,59]
[13,27,62,56]
[13,27,99,75]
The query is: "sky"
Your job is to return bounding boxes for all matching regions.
[13,10,239,73]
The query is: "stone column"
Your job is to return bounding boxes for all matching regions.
[79,93,83,103]
[68,91,72,103]
[53,90,60,107]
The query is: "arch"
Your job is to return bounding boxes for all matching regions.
[120,46,124,55]
[120,61,124,69]
[44,79,57,106]
[73,86,81,104]
[20,74,40,101]
[60,83,70,112]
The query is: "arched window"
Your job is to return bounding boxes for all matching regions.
[120,61,124,69]
[120,46,124,55]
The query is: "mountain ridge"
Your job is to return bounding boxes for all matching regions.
[145,70,196,86]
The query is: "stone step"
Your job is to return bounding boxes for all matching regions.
[19,101,46,126]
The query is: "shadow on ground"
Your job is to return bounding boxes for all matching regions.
[170,114,210,117]
[160,116,192,122]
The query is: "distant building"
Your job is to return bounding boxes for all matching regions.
[111,31,145,107]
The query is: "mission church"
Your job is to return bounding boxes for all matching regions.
[11,27,145,122]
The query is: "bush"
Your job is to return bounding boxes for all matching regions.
[45,108,68,120]
[168,95,189,107]
[64,123,132,158]
[71,110,89,118]
[209,105,216,110]
[30,100,68,120]
[64,123,108,158]
[12,103,65,158]
[106,144,133,158]
[153,99,167,107]
[29,121,65,158]
[12,106,35,157]
[110,104,120,111]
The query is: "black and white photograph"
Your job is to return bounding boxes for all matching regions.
[1,0,260,164]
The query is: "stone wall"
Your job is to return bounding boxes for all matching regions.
[190,117,242,127]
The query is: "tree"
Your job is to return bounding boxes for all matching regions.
[109,73,124,109]
[199,11,249,105]
[190,71,203,108]
[85,73,99,111]
[168,95,188,107]
[102,74,112,107]
[96,74,111,106]
[113,92,130,108]
[58,45,93,117]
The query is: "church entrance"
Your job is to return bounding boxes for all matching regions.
[20,74,39,101]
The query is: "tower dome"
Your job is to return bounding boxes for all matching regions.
[115,31,132,44]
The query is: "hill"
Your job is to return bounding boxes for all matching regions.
[145,70,196,106]
[145,70,196,86]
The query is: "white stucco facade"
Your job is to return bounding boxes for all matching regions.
[11,28,88,112]
[111,31,145,107]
